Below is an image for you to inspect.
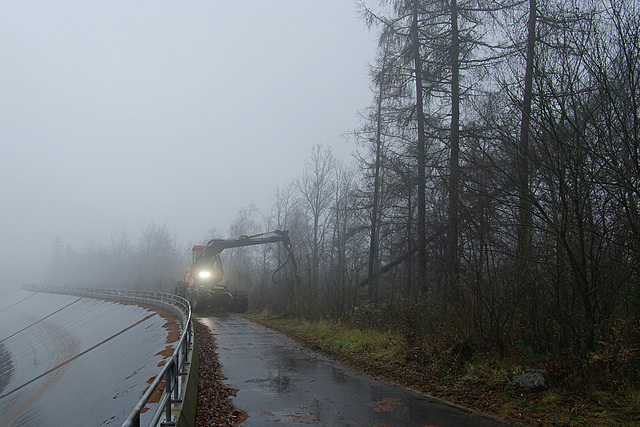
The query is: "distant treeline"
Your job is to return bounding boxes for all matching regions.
[46,223,187,292]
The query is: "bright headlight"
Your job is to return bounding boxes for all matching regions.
[198,271,212,278]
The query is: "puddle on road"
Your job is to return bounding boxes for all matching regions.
[367,397,405,412]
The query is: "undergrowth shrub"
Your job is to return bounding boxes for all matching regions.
[588,313,640,389]
[348,291,446,339]
[462,358,513,387]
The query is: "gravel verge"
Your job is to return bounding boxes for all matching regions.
[193,318,247,426]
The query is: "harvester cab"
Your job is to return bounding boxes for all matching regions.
[174,230,298,313]
[186,245,224,284]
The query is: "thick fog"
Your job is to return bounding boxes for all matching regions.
[0,1,377,291]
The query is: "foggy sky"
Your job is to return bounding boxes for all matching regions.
[0,1,378,289]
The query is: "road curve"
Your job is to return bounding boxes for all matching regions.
[200,314,511,427]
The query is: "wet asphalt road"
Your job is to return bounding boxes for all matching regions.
[200,315,510,427]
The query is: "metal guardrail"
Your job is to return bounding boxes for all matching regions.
[24,285,193,427]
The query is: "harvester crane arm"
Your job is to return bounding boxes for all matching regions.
[195,230,298,277]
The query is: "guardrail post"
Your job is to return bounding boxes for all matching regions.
[180,341,187,374]
[172,355,180,401]
[164,366,174,425]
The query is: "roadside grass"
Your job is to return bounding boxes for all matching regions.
[244,309,640,426]
[249,310,407,369]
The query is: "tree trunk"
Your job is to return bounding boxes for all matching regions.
[413,2,428,291]
[517,0,536,275]
[448,0,461,297]
[368,73,385,302]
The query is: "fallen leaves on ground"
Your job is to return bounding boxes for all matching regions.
[193,318,247,426]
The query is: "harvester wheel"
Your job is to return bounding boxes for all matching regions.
[229,289,249,313]
[174,281,187,298]
[189,288,208,313]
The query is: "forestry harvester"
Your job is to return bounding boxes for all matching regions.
[174,230,298,313]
